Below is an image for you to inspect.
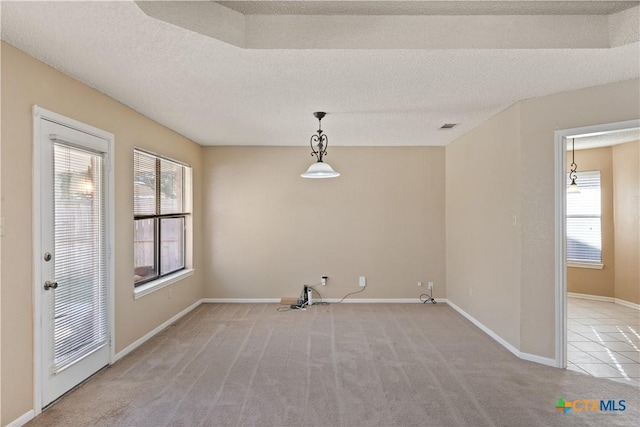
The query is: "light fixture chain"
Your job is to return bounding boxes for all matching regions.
[571,138,577,176]
[569,138,578,187]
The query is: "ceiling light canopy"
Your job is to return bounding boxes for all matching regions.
[301,112,340,179]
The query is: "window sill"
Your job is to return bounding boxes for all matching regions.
[568,262,604,270]
[134,269,195,299]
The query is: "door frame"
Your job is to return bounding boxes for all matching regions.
[32,105,115,414]
[553,118,640,369]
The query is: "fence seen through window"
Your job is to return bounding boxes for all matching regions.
[134,150,191,285]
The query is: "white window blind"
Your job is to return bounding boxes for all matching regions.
[566,170,602,263]
[133,151,156,216]
[134,149,190,285]
[53,143,107,372]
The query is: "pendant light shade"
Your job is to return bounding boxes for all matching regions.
[567,179,580,194]
[301,112,340,179]
[301,161,340,178]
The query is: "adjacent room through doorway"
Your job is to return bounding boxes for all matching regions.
[562,126,640,385]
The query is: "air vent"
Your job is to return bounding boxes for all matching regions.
[440,123,458,129]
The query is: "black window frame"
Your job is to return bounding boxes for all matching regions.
[134,149,190,286]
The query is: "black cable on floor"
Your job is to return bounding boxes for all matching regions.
[420,293,436,304]
[277,282,367,311]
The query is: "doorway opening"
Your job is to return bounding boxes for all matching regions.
[554,120,640,386]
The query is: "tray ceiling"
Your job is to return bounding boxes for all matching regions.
[1,1,639,146]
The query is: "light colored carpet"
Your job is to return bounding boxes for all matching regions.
[28,303,639,426]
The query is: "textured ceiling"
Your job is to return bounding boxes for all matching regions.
[1,1,639,147]
[572,128,640,150]
[136,1,638,49]
[217,1,638,16]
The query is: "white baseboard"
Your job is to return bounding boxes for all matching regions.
[446,300,520,358]
[568,292,640,310]
[324,298,448,303]
[203,298,447,304]
[614,298,640,310]
[6,410,35,427]
[520,351,557,367]
[568,292,614,303]
[114,299,203,361]
[202,298,281,303]
[446,300,557,367]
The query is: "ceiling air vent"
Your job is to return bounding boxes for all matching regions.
[440,123,458,129]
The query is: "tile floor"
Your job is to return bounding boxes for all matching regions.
[567,297,640,387]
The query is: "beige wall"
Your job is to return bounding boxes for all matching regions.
[566,146,615,297]
[0,43,204,424]
[1,39,638,424]
[519,79,639,357]
[613,140,640,305]
[203,146,446,300]
[447,79,640,359]
[446,103,522,349]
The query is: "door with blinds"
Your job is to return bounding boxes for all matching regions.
[38,116,111,407]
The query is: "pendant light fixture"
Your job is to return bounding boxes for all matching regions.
[567,138,580,194]
[301,112,340,179]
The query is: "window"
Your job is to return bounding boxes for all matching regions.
[134,150,191,285]
[566,170,601,264]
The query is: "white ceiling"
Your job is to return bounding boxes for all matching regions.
[1,1,639,147]
[571,128,640,150]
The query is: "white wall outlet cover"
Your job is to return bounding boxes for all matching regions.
[418,281,423,287]
[359,276,366,287]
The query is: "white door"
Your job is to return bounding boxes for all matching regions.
[38,117,111,407]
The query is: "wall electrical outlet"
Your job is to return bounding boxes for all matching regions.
[428,282,434,290]
[418,281,423,287]
[359,276,366,287]
[321,276,327,286]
